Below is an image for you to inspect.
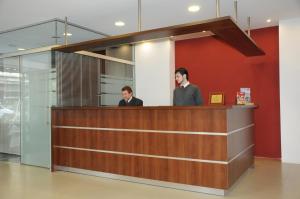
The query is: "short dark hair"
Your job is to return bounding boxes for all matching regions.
[121,86,133,93]
[175,67,189,80]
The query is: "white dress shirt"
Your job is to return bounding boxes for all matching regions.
[181,81,190,88]
[127,96,133,103]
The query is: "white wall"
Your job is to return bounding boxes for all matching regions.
[135,39,175,106]
[279,18,300,164]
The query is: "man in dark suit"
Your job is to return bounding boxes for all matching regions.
[118,86,143,106]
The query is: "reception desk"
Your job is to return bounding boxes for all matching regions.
[51,106,255,195]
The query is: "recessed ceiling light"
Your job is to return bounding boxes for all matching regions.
[188,5,200,12]
[115,21,125,27]
[17,48,26,51]
[63,32,72,36]
[266,19,272,23]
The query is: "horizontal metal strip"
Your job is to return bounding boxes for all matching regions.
[228,144,254,163]
[227,124,255,135]
[54,143,254,164]
[53,124,254,136]
[53,145,228,164]
[53,125,227,135]
[54,166,226,196]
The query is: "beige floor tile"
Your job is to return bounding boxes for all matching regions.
[0,158,300,199]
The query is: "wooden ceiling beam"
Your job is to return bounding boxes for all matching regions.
[52,16,265,56]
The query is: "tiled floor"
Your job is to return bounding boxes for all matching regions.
[0,158,299,199]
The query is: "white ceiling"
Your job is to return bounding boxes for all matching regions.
[1,0,300,35]
[0,0,300,54]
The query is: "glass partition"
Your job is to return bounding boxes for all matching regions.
[100,60,134,106]
[0,19,107,54]
[0,48,134,168]
[0,56,20,155]
[0,50,55,168]
[55,51,135,107]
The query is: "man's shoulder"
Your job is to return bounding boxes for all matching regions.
[188,84,199,90]
[174,87,182,92]
[132,97,143,106]
[133,97,143,102]
[119,99,126,105]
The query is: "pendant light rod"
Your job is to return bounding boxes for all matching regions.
[216,0,220,17]
[234,0,238,23]
[64,17,68,45]
[138,0,142,31]
[247,16,251,37]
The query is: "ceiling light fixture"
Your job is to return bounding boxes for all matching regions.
[266,19,272,23]
[115,21,125,27]
[17,48,26,51]
[63,32,72,36]
[188,5,200,12]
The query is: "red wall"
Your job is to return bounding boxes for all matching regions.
[175,26,281,158]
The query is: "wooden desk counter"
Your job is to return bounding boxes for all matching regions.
[51,105,255,195]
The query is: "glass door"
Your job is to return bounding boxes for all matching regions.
[20,52,54,168]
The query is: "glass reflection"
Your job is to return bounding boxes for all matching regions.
[0,57,21,155]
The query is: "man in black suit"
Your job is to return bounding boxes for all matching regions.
[118,86,143,106]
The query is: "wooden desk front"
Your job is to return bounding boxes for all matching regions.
[51,106,255,195]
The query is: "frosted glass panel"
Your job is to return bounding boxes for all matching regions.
[103,60,133,78]
[20,51,54,168]
[100,94,121,106]
[0,57,20,155]
[99,61,134,105]
[100,75,133,94]
[55,52,134,106]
